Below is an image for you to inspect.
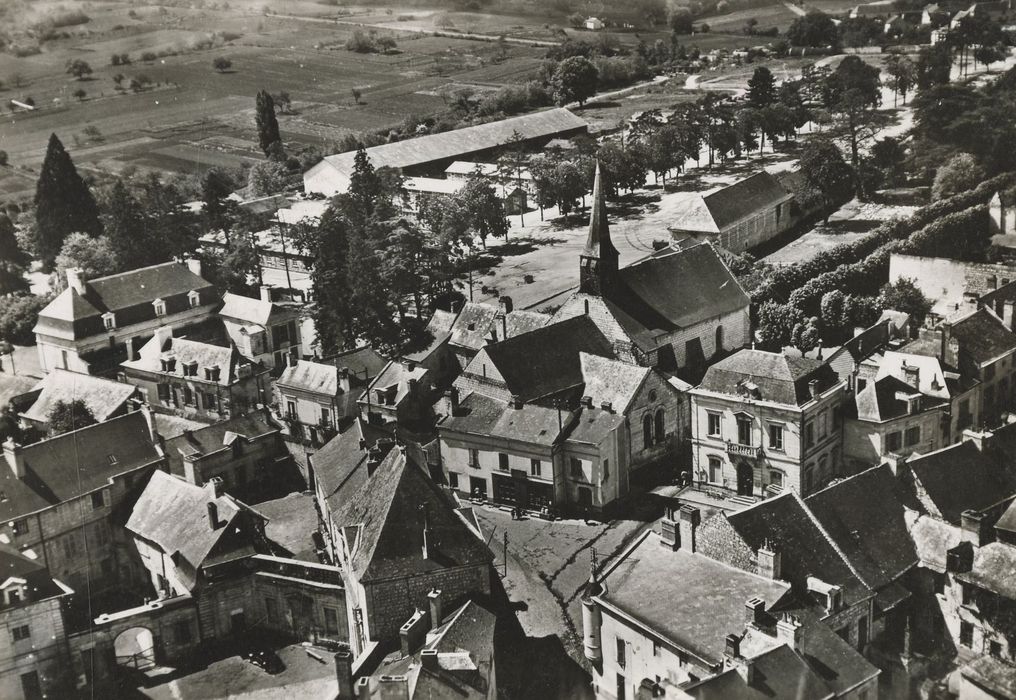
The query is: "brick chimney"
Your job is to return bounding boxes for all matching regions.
[961,509,992,547]
[399,609,429,657]
[355,676,370,700]
[334,646,354,698]
[678,505,700,553]
[206,501,220,530]
[511,394,523,410]
[259,285,272,303]
[420,648,439,672]
[66,267,86,295]
[757,541,781,580]
[745,597,765,627]
[725,633,741,659]
[185,257,203,278]
[205,477,224,498]
[902,363,920,389]
[776,613,802,650]
[3,437,24,479]
[427,589,443,630]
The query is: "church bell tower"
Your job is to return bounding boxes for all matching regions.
[579,161,619,296]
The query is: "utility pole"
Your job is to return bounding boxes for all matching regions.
[503,531,509,579]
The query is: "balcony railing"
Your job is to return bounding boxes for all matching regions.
[726,441,763,458]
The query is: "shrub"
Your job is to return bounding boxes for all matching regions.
[140,51,157,62]
[0,294,52,344]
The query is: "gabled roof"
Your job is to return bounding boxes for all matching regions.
[22,369,139,424]
[276,359,345,397]
[995,497,1016,537]
[579,352,651,414]
[126,471,265,589]
[219,292,285,327]
[949,307,1016,365]
[329,448,493,582]
[163,412,279,478]
[122,336,241,387]
[403,309,457,363]
[474,315,614,403]
[699,350,839,406]
[957,541,1016,599]
[0,411,161,522]
[257,492,319,562]
[312,418,395,508]
[908,513,962,572]
[853,375,944,422]
[441,392,561,446]
[684,645,834,700]
[805,466,919,590]
[362,360,429,408]
[326,346,389,382]
[905,441,1016,524]
[703,172,794,231]
[0,542,68,606]
[724,493,870,606]
[563,405,624,445]
[447,302,550,352]
[0,374,38,409]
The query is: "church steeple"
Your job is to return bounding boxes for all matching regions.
[579,161,618,296]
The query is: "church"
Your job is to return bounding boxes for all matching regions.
[553,163,751,375]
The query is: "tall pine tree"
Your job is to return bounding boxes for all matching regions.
[255,90,282,156]
[34,133,102,271]
[0,214,28,295]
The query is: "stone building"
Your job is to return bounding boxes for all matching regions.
[17,369,142,434]
[0,545,73,700]
[358,359,433,431]
[689,349,847,499]
[33,261,218,376]
[552,164,750,375]
[121,326,270,422]
[219,288,303,370]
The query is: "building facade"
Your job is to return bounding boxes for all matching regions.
[219,288,303,370]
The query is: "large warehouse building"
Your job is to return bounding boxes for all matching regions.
[303,107,588,196]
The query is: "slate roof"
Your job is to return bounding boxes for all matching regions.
[564,405,624,445]
[724,493,870,607]
[704,172,794,231]
[957,541,1016,599]
[329,447,493,582]
[602,243,749,348]
[805,466,919,590]
[441,392,561,446]
[447,303,550,352]
[311,108,586,181]
[699,350,839,406]
[162,413,279,478]
[21,369,139,425]
[908,513,962,573]
[362,361,429,408]
[312,418,395,508]
[0,374,38,409]
[277,360,345,397]
[906,441,1015,524]
[597,530,791,665]
[404,309,457,363]
[0,543,68,606]
[853,375,944,422]
[789,611,880,696]
[0,411,161,522]
[325,346,389,383]
[995,498,1016,537]
[127,470,265,589]
[948,307,1016,365]
[684,645,834,700]
[122,337,241,387]
[257,492,320,562]
[579,352,651,414]
[837,319,893,365]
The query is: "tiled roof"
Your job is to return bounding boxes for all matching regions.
[597,531,791,665]
[684,645,833,700]
[579,352,650,413]
[805,466,919,590]
[703,171,794,231]
[949,307,1016,365]
[853,375,944,422]
[126,470,265,589]
[0,411,161,522]
[477,315,614,402]
[122,337,240,387]
[162,413,279,478]
[312,108,586,180]
[906,441,1015,524]
[449,303,498,351]
[441,392,561,446]
[312,418,395,508]
[699,350,838,406]
[258,492,319,562]
[22,369,139,424]
[329,447,493,582]
[219,292,274,327]
[724,493,870,607]
[277,360,343,397]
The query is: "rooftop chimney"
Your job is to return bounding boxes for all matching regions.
[259,284,272,303]
[421,507,432,561]
[3,437,24,479]
[420,649,439,672]
[399,609,429,657]
[355,676,371,700]
[902,363,920,389]
[678,505,700,553]
[66,267,86,295]
[581,395,593,408]
[334,647,354,699]
[500,296,514,314]
[185,257,203,278]
[600,401,612,413]
[377,675,410,700]
[961,509,992,547]
[745,597,766,627]
[206,501,220,530]
[757,540,781,580]
[808,379,820,400]
[205,477,224,499]
[367,447,383,475]
[725,633,741,659]
[428,589,443,630]
[659,518,679,551]
[776,613,802,651]
[511,394,523,410]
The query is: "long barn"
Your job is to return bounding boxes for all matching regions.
[303,107,588,196]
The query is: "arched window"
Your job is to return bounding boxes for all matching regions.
[654,408,666,444]
[715,325,724,356]
[643,414,653,449]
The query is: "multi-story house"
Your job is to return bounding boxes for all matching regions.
[33,261,218,376]
[0,411,163,599]
[358,359,433,431]
[122,326,270,422]
[552,163,750,375]
[275,346,387,444]
[17,369,141,435]
[690,349,847,499]
[0,545,74,700]
[219,288,303,370]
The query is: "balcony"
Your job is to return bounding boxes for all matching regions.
[726,441,762,459]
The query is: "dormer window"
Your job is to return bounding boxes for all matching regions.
[160,355,176,373]
[188,290,201,308]
[1,577,28,606]
[102,312,116,331]
[203,366,220,382]
[153,298,166,317]
[183,361,198,377]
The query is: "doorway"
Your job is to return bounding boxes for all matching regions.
[737,462,754,496]
[114,627,156,671]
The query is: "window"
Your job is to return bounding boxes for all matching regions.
[498,453,509,472]
[321,407,331,426]
[174,621,192,645]
[616,637,626,668]
[990,640,1003,658]
[708,456,722,483]
[707,412,721,438]
[189,290,200,308]
[6,587,21,605]
[91,491,104,510]
[11,625,29,642]
[531,459,542,477]
[153,299,166,317]
[183,386,193,405]
[768,424,784,451]
[617,674,626,700]
[736,415,752,446]
[103,313,115,331]
[602,459,609,482]
[804,422,815,448]
[654,409,665,444]
[286,400,296,420]
[905,426,921,446]
[469,449,480,468]
[858,616,868,649]
[157,383,171,402]
[323,606,339,635]
[448,472,459,490]
[960,622,973,647]
[643,414,653,449]
[886,431,902,453]
[570,458,583,480]
[11,519,27,536]
[715,325,724,354]
[962,583,975,606]
[769,470,784,489]
[818,411,828,438]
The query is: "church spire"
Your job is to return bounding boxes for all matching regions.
[579,161,618,296]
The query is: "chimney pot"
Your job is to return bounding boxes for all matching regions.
[399,610,428,657]
[66,267,86,295]
[659,518,679,550]
[420,649,439,672]
[355,676,371,700]
[600,401,612,412]
[745,597,766,627]
[447,388,460,416]
[406,360,416,372]
[205,477,224,499]
[185,257,203,278]
[725,633,741,659]
[511,394,522,409]
[581,395,593,408]
[3,437,24,479]
[757,541,782,580]
[678,505,700,553]
[428,589,443,630]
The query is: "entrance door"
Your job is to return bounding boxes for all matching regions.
[737,462,754,496]
[231,611,246,635]
[577,487,593,507]
[21,671,41,700]
[469,476,487,500]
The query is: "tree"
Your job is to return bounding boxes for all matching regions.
[72,88,86,101]
[878,277,931,322]
[201,169,237,232]
[867,136,907,189]
[351,88,362,105]
[787,11,839,48]
[747,66,776,108]
[0,214,27,296]
[208,234,260,295]
[0,151,7,167]
[272,91,292,113]
[255,89,282,156]
[822,55,882,170]
[552,56,598,107]
[458,171,509,247]
[247,160,289,196]
[65,59,93,81]
[820,290,846,330]
[974,43,1007,73]
[53,232,120,285]
[34,134,103,271]
[932,152,984,200]
[799,139,855,221]
[48,399,97,435]
[668,8,694,34]
[885,53,917,106]
[0,293,52,344]
[375,36,397,54]
[917,44,952,89]
[756,300,805,349]
[212,56,232,72]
